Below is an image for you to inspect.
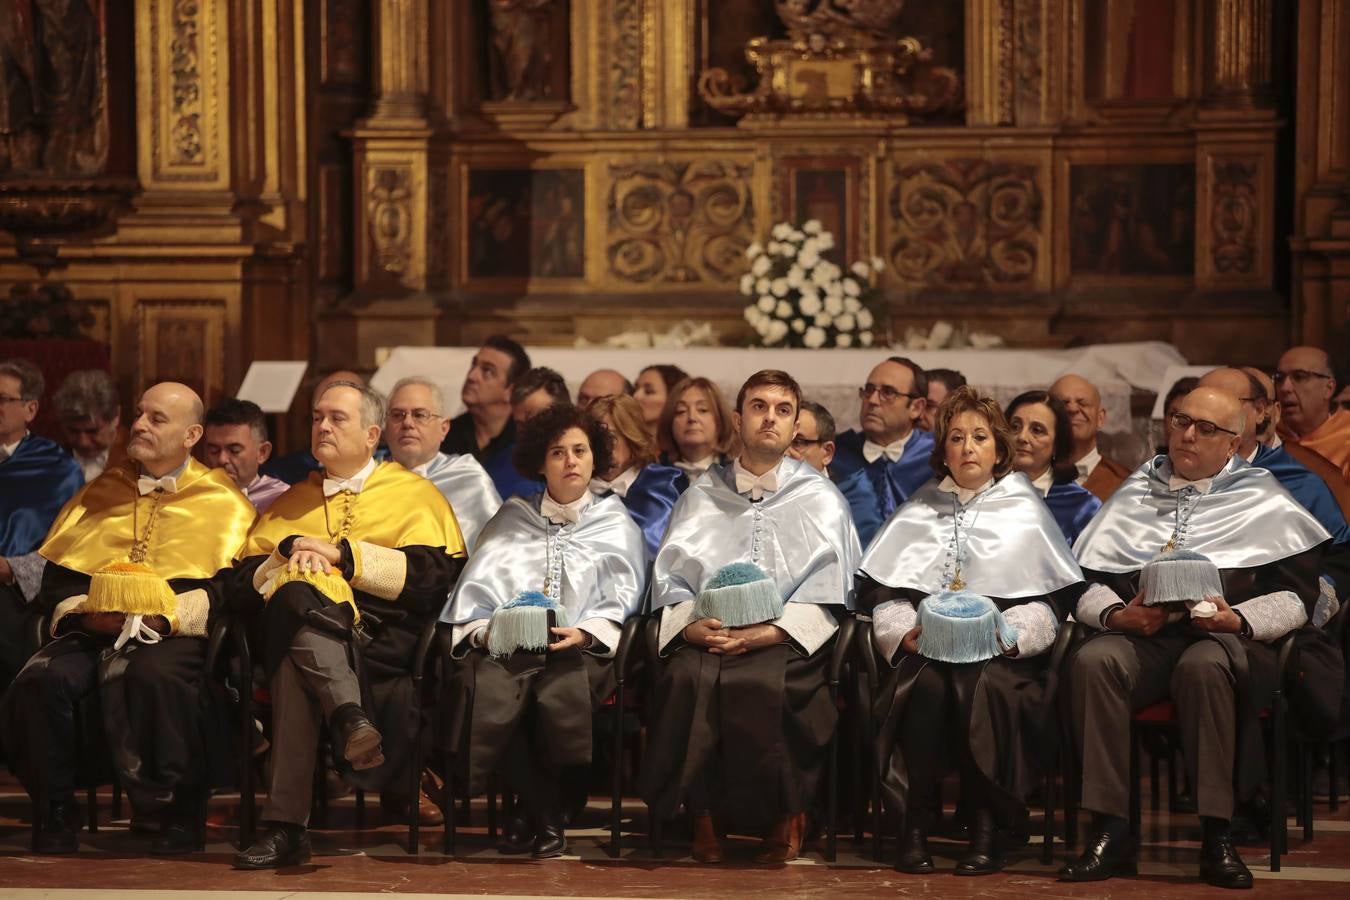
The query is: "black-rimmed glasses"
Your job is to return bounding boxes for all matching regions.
[859,383,921,404]
[1168,412,1238,438]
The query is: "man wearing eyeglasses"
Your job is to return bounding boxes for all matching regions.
[1049,374,1132,502]
[1275,346,1350,482]
[1062,387,1331,889]
[790,400,883,547]
[385,376,502,549]
[831,357,935,524]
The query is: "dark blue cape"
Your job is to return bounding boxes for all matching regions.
[1252,444,1350,544]
[0,434,83,556]
[833,466,884,549]
[600,464,687,557]
[261,449,321,485]
[480,439,542,501]
[1043,479,1102,545]
[831,428,936,523]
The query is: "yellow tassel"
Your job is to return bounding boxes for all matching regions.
[264,567,361,624]
[84,561,177,617]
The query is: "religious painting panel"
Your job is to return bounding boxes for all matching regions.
[776,156,864,267]
[476,0,572,106]
[1080,0,1192,112]
[883,157,1044,290]
[605,158,755,287]
[1067,163,1195,278]
[465,168,586,280]
[320,0,370,85]
[136,300,226,404]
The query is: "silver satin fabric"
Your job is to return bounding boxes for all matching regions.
[858,471,1084,598]
[1074,455,1330,573]
[420,452,502,551]
[440,493,648,626]
[652,457,862,611]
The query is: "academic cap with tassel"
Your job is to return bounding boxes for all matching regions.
[1140,548,1223,618]
[916,590,1020,664]
[83,561,177,618]
[692,562,784,628]
[487,591,570,658]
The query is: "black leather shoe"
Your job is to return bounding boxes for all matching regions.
[954,809,1001,876]
[1058,831,1138,882]
[896,822,933,874]
[531,823,566,859]
[1200,834,1253,889]
[330,703,384,771]
[34,798,78,854]
[232,824,312,869]
[497,814,534,854]
[151,822,201,855]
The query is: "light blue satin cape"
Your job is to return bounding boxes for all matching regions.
[418,451,502,550]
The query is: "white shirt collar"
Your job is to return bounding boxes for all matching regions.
[674,455,716,477]
[323,456,378,497]
[1242,445,1260,464]
[936,474,996,506]
[1264,433,1282,450]
[591,465,640,498]
[1073,446,1102,483]
[862,431,913,464]
[409,452,443,477]
[733,456,783,501]
[136,458,190,496]
[1030,467,1054,497]
[541,488,593,524]
[1167,472,1215,494]
[0,431,25,460]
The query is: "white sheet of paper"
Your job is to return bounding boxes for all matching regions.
[236,361,309,413]
[1149,365,1218,419]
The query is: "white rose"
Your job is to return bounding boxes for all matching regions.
[772,223,793,240]
[755,316,771,337]
[798,248,821,270]
[820,261,841,280]
[743,305,758,324]
[775,300,793,318]
[811,266,834,288]
[817,232,835,251]
[844,296,862,313]
[814,312,834,328]
[766,319,789,343]
[803,219,823,235]
[801,237,819,256]
[771,277,789,298]
[824,294,844,316]
[836,333,853,348]
[746,242,763,259]
[766,241,781,256]
[752,255,772,276]
[871,256,885,271]
[756,276,771,295]
[757,295,776,313]
[798,293,823,316]
[803,326,827,349]
[791,318,806,334]
[787,265,805,288]
[835,313,856,332]
[857,308,874,329]
[859,330,874,347]
[739,273,755,295]
[843,278,861,298]
[789,230,805,243]
[851,261,870,278]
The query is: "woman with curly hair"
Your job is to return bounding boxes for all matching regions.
[656,376,738,478]
[856,386,1085,876]
[1004,390,1102,544]
[439,404,648,858]
[588,393,687,556]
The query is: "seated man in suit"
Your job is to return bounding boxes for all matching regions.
[789,399,882,547]
[1049,374,1131,501]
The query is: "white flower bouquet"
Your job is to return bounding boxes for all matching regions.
[739,220,884,349]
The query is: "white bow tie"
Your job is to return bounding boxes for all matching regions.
[541,493,585,524]
[323,474,368,497]
[1168,475,1213,495]
[589,476,628,498]
[137,475,178,496]
[735,467,779,500]
[862,438,906,464]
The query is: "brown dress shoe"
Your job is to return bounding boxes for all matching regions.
[753,812,806,864]
[691,814,724,864]
[380,786,445,826]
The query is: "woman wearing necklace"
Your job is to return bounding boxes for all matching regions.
[1004,390,1103,543]
[656,376,738,479]
[439,404,649,859]
[587,394,687,556]
[856,387,1085,876]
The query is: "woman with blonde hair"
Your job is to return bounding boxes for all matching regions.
[656,376,738,478]
[588,394,686,555]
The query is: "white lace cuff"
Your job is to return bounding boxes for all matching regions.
[773,603,838,656]
[1312,575,1339,629]
[1235,590,1308,642]
[576,616,621,658]
[1077,583,1126,630]
[873,599,918,663]
[1002,600,1058,657]
[450,619,489,658]
[658,601,695,654]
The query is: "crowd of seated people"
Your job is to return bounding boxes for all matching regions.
[0,336,1346,891]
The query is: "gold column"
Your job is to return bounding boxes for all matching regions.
[966,0,1016,126]
[1203,0,1273,109]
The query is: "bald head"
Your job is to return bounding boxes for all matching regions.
[127,381,206,476]
[1049,374,1106,459]
[1241,366,1280,443]
[1198,367,1265,456]
[312,370,365,403]
[577,369,632,409]
[1169,387,1243,480]
[1276,346,1337,435]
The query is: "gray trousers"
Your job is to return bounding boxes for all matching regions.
[1071,632,1239,821]
[262,626,362,826]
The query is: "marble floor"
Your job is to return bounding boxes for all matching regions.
[1,774,1348,899]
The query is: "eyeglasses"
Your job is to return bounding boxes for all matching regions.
[1273,369,1333,386]
[0,394,31,404]
[387,408,442,424]
[1168,412,1238,438]
[859,383,921,404]
[790,436,824,450]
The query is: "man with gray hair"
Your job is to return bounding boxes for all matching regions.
[52,369,124,483]
[385,376,501,549]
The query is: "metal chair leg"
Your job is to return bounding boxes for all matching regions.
[442,749,455,856]
[610,680,625,858]
[86,785,97,833]
[1271,696,1286,871]
[1128,725,1141,842]
[1041,763,1056,865]
[112,781,123,821]
[354,789,365,831]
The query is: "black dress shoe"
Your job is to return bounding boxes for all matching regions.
[896,822,934,874]
[232,824,312,869]
[1200,834,1253,889]
[531,823,566,859]
[1058,831,1138,882]
[497,814,534,854]
[34,798,78,855]
[954,809,1001,876]
[151,822,201,855]
[330,703,385,771]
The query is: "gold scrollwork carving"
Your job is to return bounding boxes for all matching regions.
[606,160,754,285]
[367,167,414,276]
[609,0,642,128]
[1211,160,1258,276]
[886,159,1041,287]
[169,0,203,164]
